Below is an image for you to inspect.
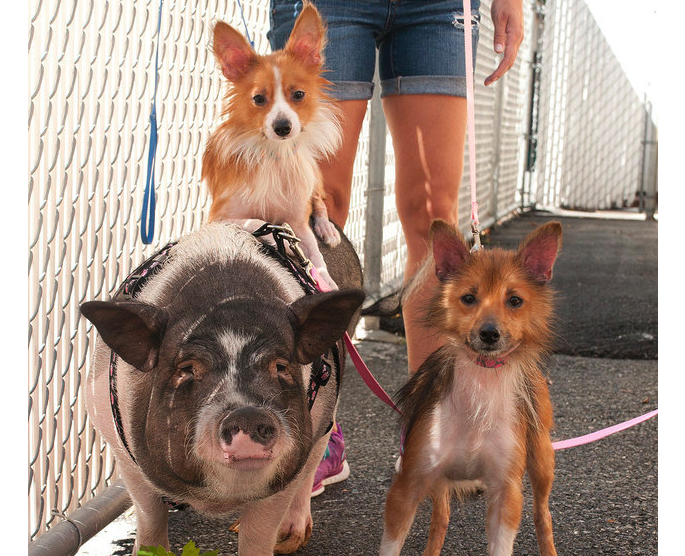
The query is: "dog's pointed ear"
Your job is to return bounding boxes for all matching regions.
[212,21,256,81]
[431,219,470,281]
[288,289,365,364]
[80,300,168,372]
[517,221,562,283]
[284,3,326,67]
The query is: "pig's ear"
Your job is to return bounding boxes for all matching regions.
[288,289,365,364]
[431,219,470,281]
[516,221,563,283]
[212,21,256,81]
[80,300,167,372]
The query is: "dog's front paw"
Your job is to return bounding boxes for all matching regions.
[274,514,313,554]
[313,216,341,247]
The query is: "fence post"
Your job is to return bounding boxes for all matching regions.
[521,0,546,210]
[491,75,506,220]
[640,98,658,219]
[362,60,387,304]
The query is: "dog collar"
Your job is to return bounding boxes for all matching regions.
[474,355,507,368]
[470,342,521,369]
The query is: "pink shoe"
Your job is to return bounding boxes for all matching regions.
[311,425,350,497]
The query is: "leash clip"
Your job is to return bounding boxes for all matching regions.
[470,220,482,253]
[277,223,312,269]
[252,223,313,271]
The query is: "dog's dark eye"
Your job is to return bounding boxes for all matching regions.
[508,295,523,308]
[461,294,477,305]
[253,94,267,106]
[292,90,305,101]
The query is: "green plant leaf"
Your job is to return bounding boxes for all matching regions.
[180,540,219,556]
[138,546,176,556]
[137,540,217,556]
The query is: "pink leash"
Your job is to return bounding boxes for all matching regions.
[463,0,482,251]
[552,409,658,451]
[310,267,403,415]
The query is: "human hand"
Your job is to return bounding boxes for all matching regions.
[484,0,524,86]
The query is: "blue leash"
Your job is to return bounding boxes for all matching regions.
[141,0,260,244]
[236,0,256,49]
[140,0,164,245]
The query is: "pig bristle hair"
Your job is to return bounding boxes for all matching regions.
[137,222,303,304]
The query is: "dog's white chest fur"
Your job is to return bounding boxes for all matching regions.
[426,357,523,483]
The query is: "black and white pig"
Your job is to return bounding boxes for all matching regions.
[80,222,364,555]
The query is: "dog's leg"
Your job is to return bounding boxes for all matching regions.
[273,434,330,554]
[484,479,524,556]
[311,181,341,247]
[527,414,558,554]
[380,470,429,556]
[422,484,451,556]
[527,435,557,556]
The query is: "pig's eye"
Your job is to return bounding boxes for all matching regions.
[270,359,294,385]
[172,363,198,388]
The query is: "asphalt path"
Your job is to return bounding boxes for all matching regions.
[80,211,658,556]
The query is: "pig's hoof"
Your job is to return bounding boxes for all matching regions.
[228,518,240,534]
[274,518,312,554]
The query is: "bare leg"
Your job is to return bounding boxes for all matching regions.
[382,95,467,373]
[319,100,369,227]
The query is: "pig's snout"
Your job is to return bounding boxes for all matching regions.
[218,407,280,469]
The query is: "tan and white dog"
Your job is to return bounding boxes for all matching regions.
[203,2,341,289]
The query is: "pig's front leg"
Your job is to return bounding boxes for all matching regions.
[119,459,170,555]
[238,434,329,555]
[274,434,330,554]
[237,487,295,556]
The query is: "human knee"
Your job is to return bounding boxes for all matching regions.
[397,185,458,229]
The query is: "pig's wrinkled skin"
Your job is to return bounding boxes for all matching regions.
[82,223,364,555]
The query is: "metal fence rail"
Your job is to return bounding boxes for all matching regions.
[28,0,653,548]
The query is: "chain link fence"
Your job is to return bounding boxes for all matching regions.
[530,0,655,211]
[28,0,655,547]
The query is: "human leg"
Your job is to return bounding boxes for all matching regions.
[319,99,368,227]
[382,94,468,373]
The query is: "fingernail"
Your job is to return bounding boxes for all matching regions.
[495,44,504,53]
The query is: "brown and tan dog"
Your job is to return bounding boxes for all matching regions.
[381,219,561,556]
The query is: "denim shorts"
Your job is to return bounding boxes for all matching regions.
[268,0,481,100]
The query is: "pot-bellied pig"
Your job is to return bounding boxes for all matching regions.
[81,222,364,555]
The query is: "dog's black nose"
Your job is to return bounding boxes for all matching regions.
[273,119,292,137]
[479,324,501,345]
